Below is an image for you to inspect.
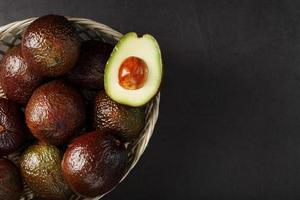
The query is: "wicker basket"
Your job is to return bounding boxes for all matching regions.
[0,17,160,200]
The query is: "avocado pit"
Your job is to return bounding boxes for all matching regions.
[118,56,148,90]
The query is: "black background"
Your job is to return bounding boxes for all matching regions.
[1,0,300,199]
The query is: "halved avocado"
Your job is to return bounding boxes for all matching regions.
[104,32,162,107]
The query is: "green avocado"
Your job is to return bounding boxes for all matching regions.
[104,32,162,107]
[19,143,72,200]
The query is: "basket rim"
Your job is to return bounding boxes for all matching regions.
[0,17,160,200]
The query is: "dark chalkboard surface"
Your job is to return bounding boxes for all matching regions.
[0,0,300,199]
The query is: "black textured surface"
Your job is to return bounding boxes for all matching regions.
[1,0,300,199]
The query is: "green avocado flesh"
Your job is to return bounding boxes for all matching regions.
[104,32,162,107]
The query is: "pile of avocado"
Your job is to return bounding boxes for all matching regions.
[0,14,162,199]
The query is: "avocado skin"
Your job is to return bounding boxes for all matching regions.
[0,98,26,155]
[92,90,145,141]
[0,45,43,105]
[22,14,80,77]
[66,40,114,89]
[25,80,86,145]
[19,143,72,200]
[0,158,23,200]
[62,131,127,198]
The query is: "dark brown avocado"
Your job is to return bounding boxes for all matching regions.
[0,98,26,155]
[65,40,114,89]
[25,80,86,145]
[19,143,72,200]
[22,14,80,77]
[0,158,23,200]
[0,45,43,105]
[62,131,127,198]
[92,90,145,141]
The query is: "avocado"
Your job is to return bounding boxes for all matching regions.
[25,80,86,145]
[0,158,23,200]
[19,143,72,200]
[0,45,44,105]
[22,14,80,77]
[0,98,26,155]
[104,32,162,106]
[62,131,127,198]
[66,40,114,89]
[92,90,145,141]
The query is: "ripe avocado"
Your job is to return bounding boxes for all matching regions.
[25,80,86,145]
[104,32,162,106]
[22,14,80,77]
[66,40,114,89]
[19,143,72,200]
[0,158,23,200]
[92,90,145,141]
[0,98,26,155]
[0,45,43,105]
[62,131,127,198]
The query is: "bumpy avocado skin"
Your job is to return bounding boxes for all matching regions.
[0,98,26,155]
[92,90,145,141]
[0,158,23,200]
[0,45,44,105]
[66,40,114,89]
[22,15,80,77]
[25,80,86,145]
[19,143,72,200]
[62,131,127,198]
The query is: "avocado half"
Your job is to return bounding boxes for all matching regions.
[104,32,162,107]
